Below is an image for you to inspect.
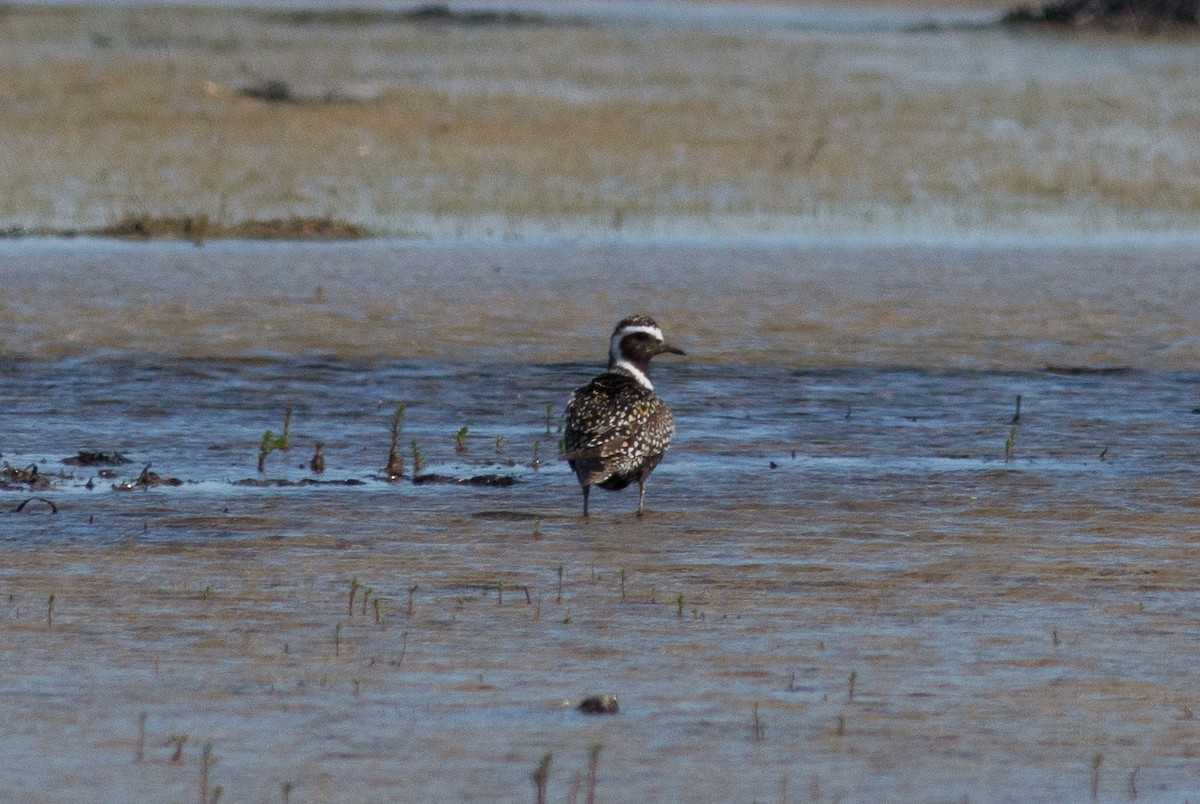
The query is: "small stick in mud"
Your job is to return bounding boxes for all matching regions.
[334,621,342,656]
[348,577,362,617]
[1091,753,1102,800]
[619,569,626,602]
[281,782,293,804]
[586,743,603,804]
[280,407,292,451]
[495,434,505,454]
[407,584,417,617]
[167,734,188,763]
[1004,426,1017,462]
[136,712,147,762]
[199,742,217,804]
[309,442,325,473]
[556,566,564,604]
[532,439,542,469]
[455,425,469,454]
[46,593,54,629]
[1011,393,1022,424]
[676,593,685,618]
[752,701,765,741]
[545,402,554,435]
[410,439,424,474]
[496,582,504,606]
[361,586,372,617]
[532,752,553,804]
[387,405,406,478]
[847,670,858,702]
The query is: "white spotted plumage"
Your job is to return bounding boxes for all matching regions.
[562,315,685,516]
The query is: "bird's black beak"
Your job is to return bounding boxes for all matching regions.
[659,343,686,357]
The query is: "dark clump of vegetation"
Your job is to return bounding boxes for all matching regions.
[232,477,365,487]
[411,473,517,487]
[1004,0,1200,31]
[90,215,369,242]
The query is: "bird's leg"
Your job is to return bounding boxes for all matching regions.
[582,484,590,517]
[637,478,646,517]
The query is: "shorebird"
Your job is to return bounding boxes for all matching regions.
[562,314,685,516]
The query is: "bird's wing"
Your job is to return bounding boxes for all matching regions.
[562,384,671,461]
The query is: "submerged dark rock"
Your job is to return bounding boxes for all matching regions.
[62,451,133,466]
[577,693,620,715]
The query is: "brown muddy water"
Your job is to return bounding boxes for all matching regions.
[2,238,1200,802]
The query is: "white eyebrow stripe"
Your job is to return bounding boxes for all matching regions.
[613,324,664,341]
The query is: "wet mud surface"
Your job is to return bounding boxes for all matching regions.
[3,307,1200,799]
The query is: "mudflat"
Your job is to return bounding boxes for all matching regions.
[3,3,1200,802]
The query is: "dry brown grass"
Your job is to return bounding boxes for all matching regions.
[1,5,1199,237]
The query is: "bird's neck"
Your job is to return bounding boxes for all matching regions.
[610,357,653,391]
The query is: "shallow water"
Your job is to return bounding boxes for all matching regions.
[3,240,1200,801]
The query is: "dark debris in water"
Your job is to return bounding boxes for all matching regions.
[1,462,52,490]
[7,497,58,515]
[1044,365,1133,376]
[264,4,565,28]
[234,78,383,104]
[412,473,518,487]
[472,510,541,520]
[62,451,133,467]
[112,464,183,491]
[233,477,367,487]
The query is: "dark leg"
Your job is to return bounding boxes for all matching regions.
[636,478,646,516]
[582,484,590,517]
